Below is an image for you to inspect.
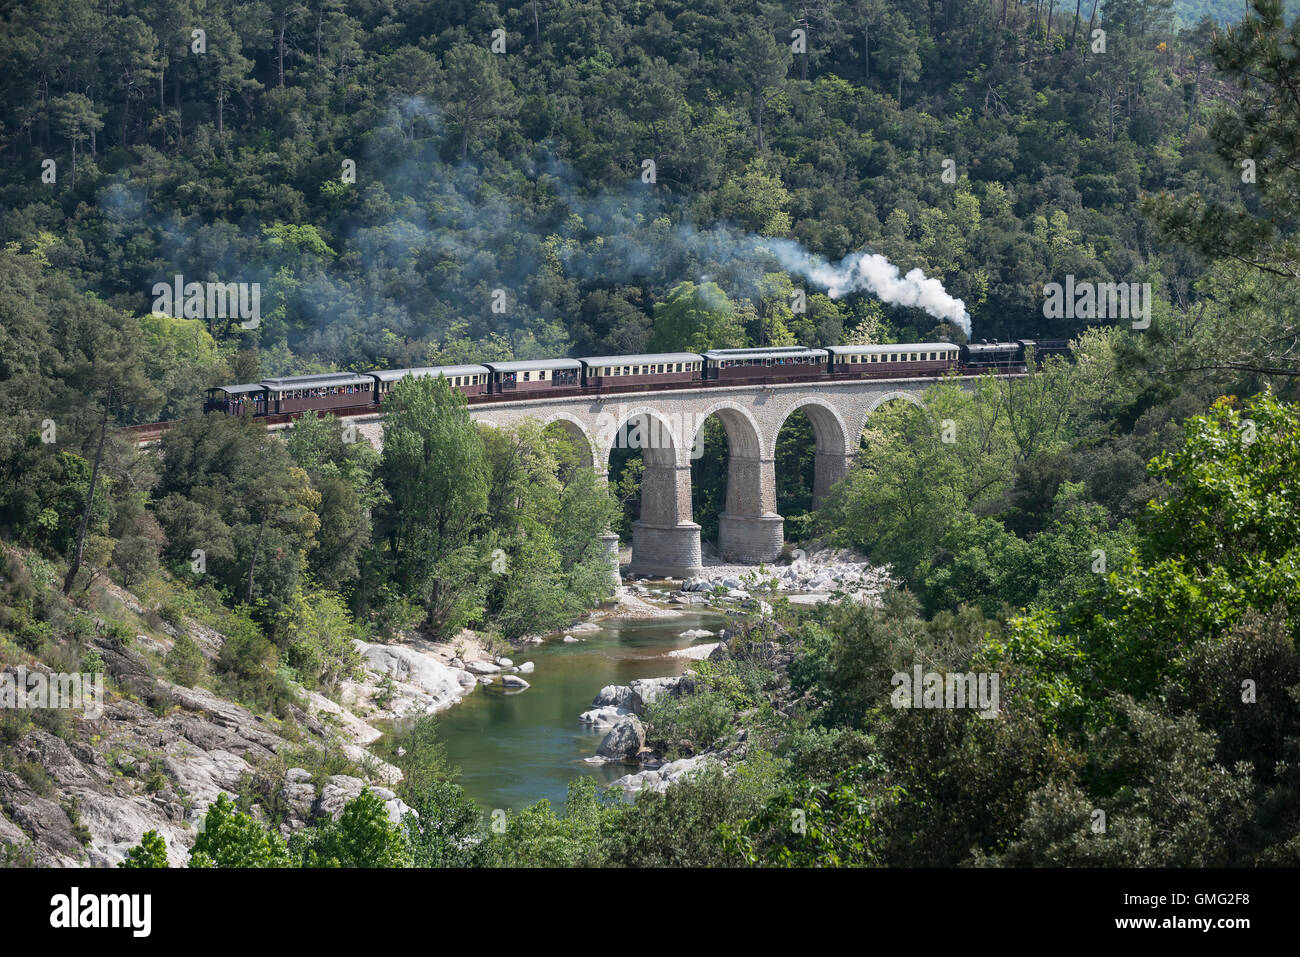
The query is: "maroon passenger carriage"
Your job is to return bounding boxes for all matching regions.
[483,358,582,393]
[257,373,374,414]
[827,343,958,378]
[702,346,828,381]
[371,364,490,401]
[578,353,703,388]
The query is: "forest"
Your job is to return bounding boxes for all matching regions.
[1,0,1299,869]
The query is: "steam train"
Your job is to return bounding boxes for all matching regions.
[204,339,1070,417]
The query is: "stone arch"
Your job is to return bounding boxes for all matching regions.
[866,390,925,416]
[691,400,782,563]
[540,411,596,471]
[598,404,686,469]
[690,400,764,460]
[773,397,855,510]
[603,406,702,578]
[773,397,852,459]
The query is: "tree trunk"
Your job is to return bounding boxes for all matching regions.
[278,15,286,87]
[218,78,225,135]
[246,513,267,603]
[864,26,870,79]
[533,0,540,43]
[63,394,111,595]
[1185,59,1201,137]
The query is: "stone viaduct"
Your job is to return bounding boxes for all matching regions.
[342,376,941,579]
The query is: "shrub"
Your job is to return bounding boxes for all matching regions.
[644,690,735,758]
[164,632,205,687]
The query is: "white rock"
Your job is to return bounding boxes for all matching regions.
[501,675,530,689]
[669,642,720,660]
[579,705,632,727]
[518,661,535,674]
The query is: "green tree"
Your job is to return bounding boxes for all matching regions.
[119,830,169,868]
[649,282,746,352]
[294,790,413,868]
[189,794,293,867]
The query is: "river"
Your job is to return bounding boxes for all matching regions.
[433,608,727,812]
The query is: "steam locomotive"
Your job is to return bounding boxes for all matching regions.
[204,339,1070,417]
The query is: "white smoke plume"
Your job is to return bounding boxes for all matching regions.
[768,243,971,337]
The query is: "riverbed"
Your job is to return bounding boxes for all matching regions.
[433,609,726,813]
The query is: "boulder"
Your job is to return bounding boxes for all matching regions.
[358,640,478,708]
[596,715,646,761]
[518,661,535,674]
[591,684,637,710]
[579,705,630,727]
[501,675,530,690]
[628,676,683,709]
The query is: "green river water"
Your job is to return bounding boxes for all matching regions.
[433,607,727,813]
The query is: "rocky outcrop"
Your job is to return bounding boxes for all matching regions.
[313,775,413,824]
[578,676,688,727]
[629,676,685,707]
[676,547,894,605]
[356,640,478,713]
[595,715,646,762]
[607,754,720,801]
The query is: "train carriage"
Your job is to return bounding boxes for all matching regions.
[260,373,374,415]
[702,346,828,382]
[205,383,267,416]
[483,358,582,393]
[578,353,703,389]
[827,343,958,377]
[371,365,490,401]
